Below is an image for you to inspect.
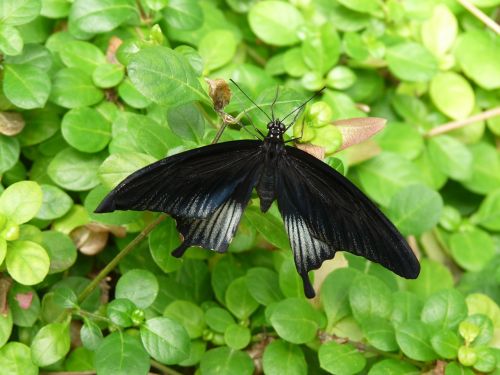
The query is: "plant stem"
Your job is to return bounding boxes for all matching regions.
[77,309,112,323]
[211,121,228,144]
[426,106,500,137]
[77,214,166,304]
[457,0,500,35]
[319,332,426,369]
[151,360,183,375]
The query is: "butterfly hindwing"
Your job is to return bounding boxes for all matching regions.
[96,140,262,219]
[277,146,420,296]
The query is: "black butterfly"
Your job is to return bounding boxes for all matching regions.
[95,83,420,298]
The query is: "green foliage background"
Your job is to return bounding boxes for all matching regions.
[0,0,499,374]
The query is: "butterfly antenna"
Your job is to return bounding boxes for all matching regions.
[282,87,326,127]
[230,79,272,122]
[270,85,280,121]
[242,110,266,139]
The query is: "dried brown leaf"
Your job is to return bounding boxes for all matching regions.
[0,112,25,136]
[71,226,109,256]
[295,143,325,160]
[206,78,231,112]
[106,36,123,64]
[0,277,12,315]
[333,117,386,151]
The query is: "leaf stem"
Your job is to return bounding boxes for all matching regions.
[426,106,500,137]
[457,0,500,35]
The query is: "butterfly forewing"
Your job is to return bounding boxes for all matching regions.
[96,140,262,220]
[277,145,420,291]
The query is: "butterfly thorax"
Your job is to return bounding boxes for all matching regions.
[264,119,286,143]
[257,120,286,212]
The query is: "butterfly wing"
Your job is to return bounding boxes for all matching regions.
[277,146,420,297]
[96,140,264,254]
[96,140,262,219]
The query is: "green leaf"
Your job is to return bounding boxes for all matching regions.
[0,342,38,375]
[42,230,77,273]
[356,152,422,206]
[337,0,379,13]
[386,42,438,82]
[279,257,305,298]
[117,78,152,109]
[0,0,41,26]
[4,43,52,70]
[61,107,111,153]
[80,319,103,351]
[225,277,259,320]
[321,268,359,328]
[7,284,40,327]
[40,0,71,18]
[3,64,51,109]
[149,217,183,273]
[0,24,23,56]
[302,23,340,74]
[368,359,419,375]
[50,68,104,108]
[167,102,205,143]
[98,152,156,189]
[377,122,424,160]
[406,259,453,300]
[472,189,500,230]
[431,329,460,359]
[205,307,235,333]
[269,298,321,344]
[69,0,139,34]
[430,72,475,120]
[361,317,398,352]
[224,324,251,350]
[115,269,159,309]
[450,228,494,272]
[106,298,135,327]
[421,4,457,56]
[248,1,304,46]
[48,148,106,191]
[6,241,49,285]
[421,289,467,329]
[262,339,307,375]
[163,0,203,30]
[164,300,205,339]
[395,320,437,361]
[31,322,70,366]
[428,135,472,180]
[455,29,500,90]
[140,317,190,364]
[388,183,443,236]
[0,134,20,174]
[462,142,500,195]
[128,47,209,106]
[318,341,366,375]
[245,267,284,306]
[461,314,494,346]
[92,63,125,88]
[36,184,73,220]
[0,309,13,348]
[349,274,392,321]
[17,108,58,146]
[0,181,42,224]
[245,205,289,250]
[59,40,106,74]
[95,331,150,375]
[200,347,254,375]
[198,30,237,72]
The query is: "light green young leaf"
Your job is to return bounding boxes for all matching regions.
[386,42,438,82]
[6,240,50,285]
[248,1,304,46]
[430,72,475,120]
[0,181,42,224]
[3,64,51,109]
[428,136,472,180]
[421,4,457,56]
[0,24,23,56]
[31,322,70,366]
[0,0,41,26]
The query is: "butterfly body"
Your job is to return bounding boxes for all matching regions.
[96,116,419,298]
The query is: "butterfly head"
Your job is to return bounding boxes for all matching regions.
[266,120,286,142]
